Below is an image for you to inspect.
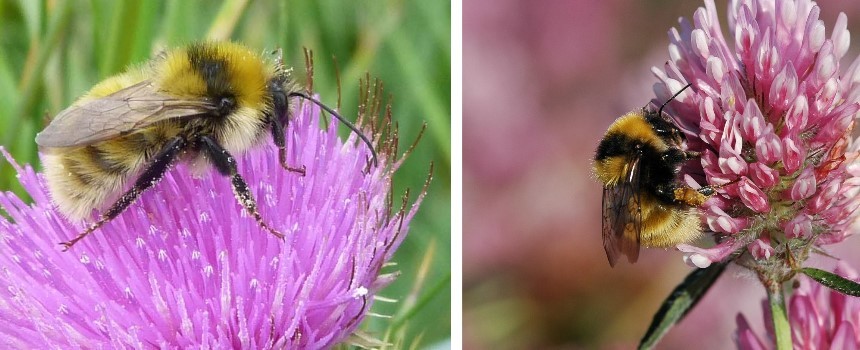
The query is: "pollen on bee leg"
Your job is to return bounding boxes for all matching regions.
[230,177,285,239]
[674,187,709,206]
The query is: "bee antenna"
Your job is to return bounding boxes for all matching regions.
[657,83,693,117]
[289,92,379,167]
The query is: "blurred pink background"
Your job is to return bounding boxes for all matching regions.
[463,0,860,348]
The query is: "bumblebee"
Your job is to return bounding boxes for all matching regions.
[593,84,726,266]
[36,42,377,250]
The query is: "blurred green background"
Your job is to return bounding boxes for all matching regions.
[0,0,450,347]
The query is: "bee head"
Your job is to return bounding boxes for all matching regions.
[647,82,693,147]
[265,48,292,125]
[267,75,290,124]
[264,66,379,167]
[646,113,686,147]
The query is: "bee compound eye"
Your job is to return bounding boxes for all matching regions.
[214,96,236,115]
[220,96,235,109]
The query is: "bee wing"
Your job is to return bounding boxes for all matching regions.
[602,155,643,266]
[35,81,216,147]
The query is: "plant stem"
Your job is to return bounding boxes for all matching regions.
[766,281,792,350]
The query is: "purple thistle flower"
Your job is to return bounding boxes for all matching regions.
[0,97,426,348]
[735,262,860,349]
[652,0,860,268]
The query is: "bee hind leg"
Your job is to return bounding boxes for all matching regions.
[696,178,741,197]
[673,178,740,207]
[674,186,711,206]
[200,135,285,240]
[655,183,711,207]
[60,136,187,251]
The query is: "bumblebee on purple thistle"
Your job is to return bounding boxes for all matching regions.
[35,42,378,250]
[0,60,428,347]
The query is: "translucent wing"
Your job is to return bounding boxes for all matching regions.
[36,81,216,148]
[601,155,643,267]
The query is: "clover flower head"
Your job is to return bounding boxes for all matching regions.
[0,92,426,348]
[735,262,860,349]
[653,0,860,268]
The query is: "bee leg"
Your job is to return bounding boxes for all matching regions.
[654,183,677,203]
[200,135,285,240]
[682,151,701,160]
[60,136,186,251]
[674,186,710,206]
[271,117,306,176]
[696,186,717,196]
[697,178,741,196]
[655,183,710,207]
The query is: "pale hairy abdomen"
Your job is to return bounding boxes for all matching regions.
[43,132,161,221]
[44,116,268,220]
[639,200,702,247]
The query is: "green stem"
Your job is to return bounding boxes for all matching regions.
[767,281,792,350]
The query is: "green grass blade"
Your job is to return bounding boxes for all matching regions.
[639,262,728,349]
[802,267,860,297]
